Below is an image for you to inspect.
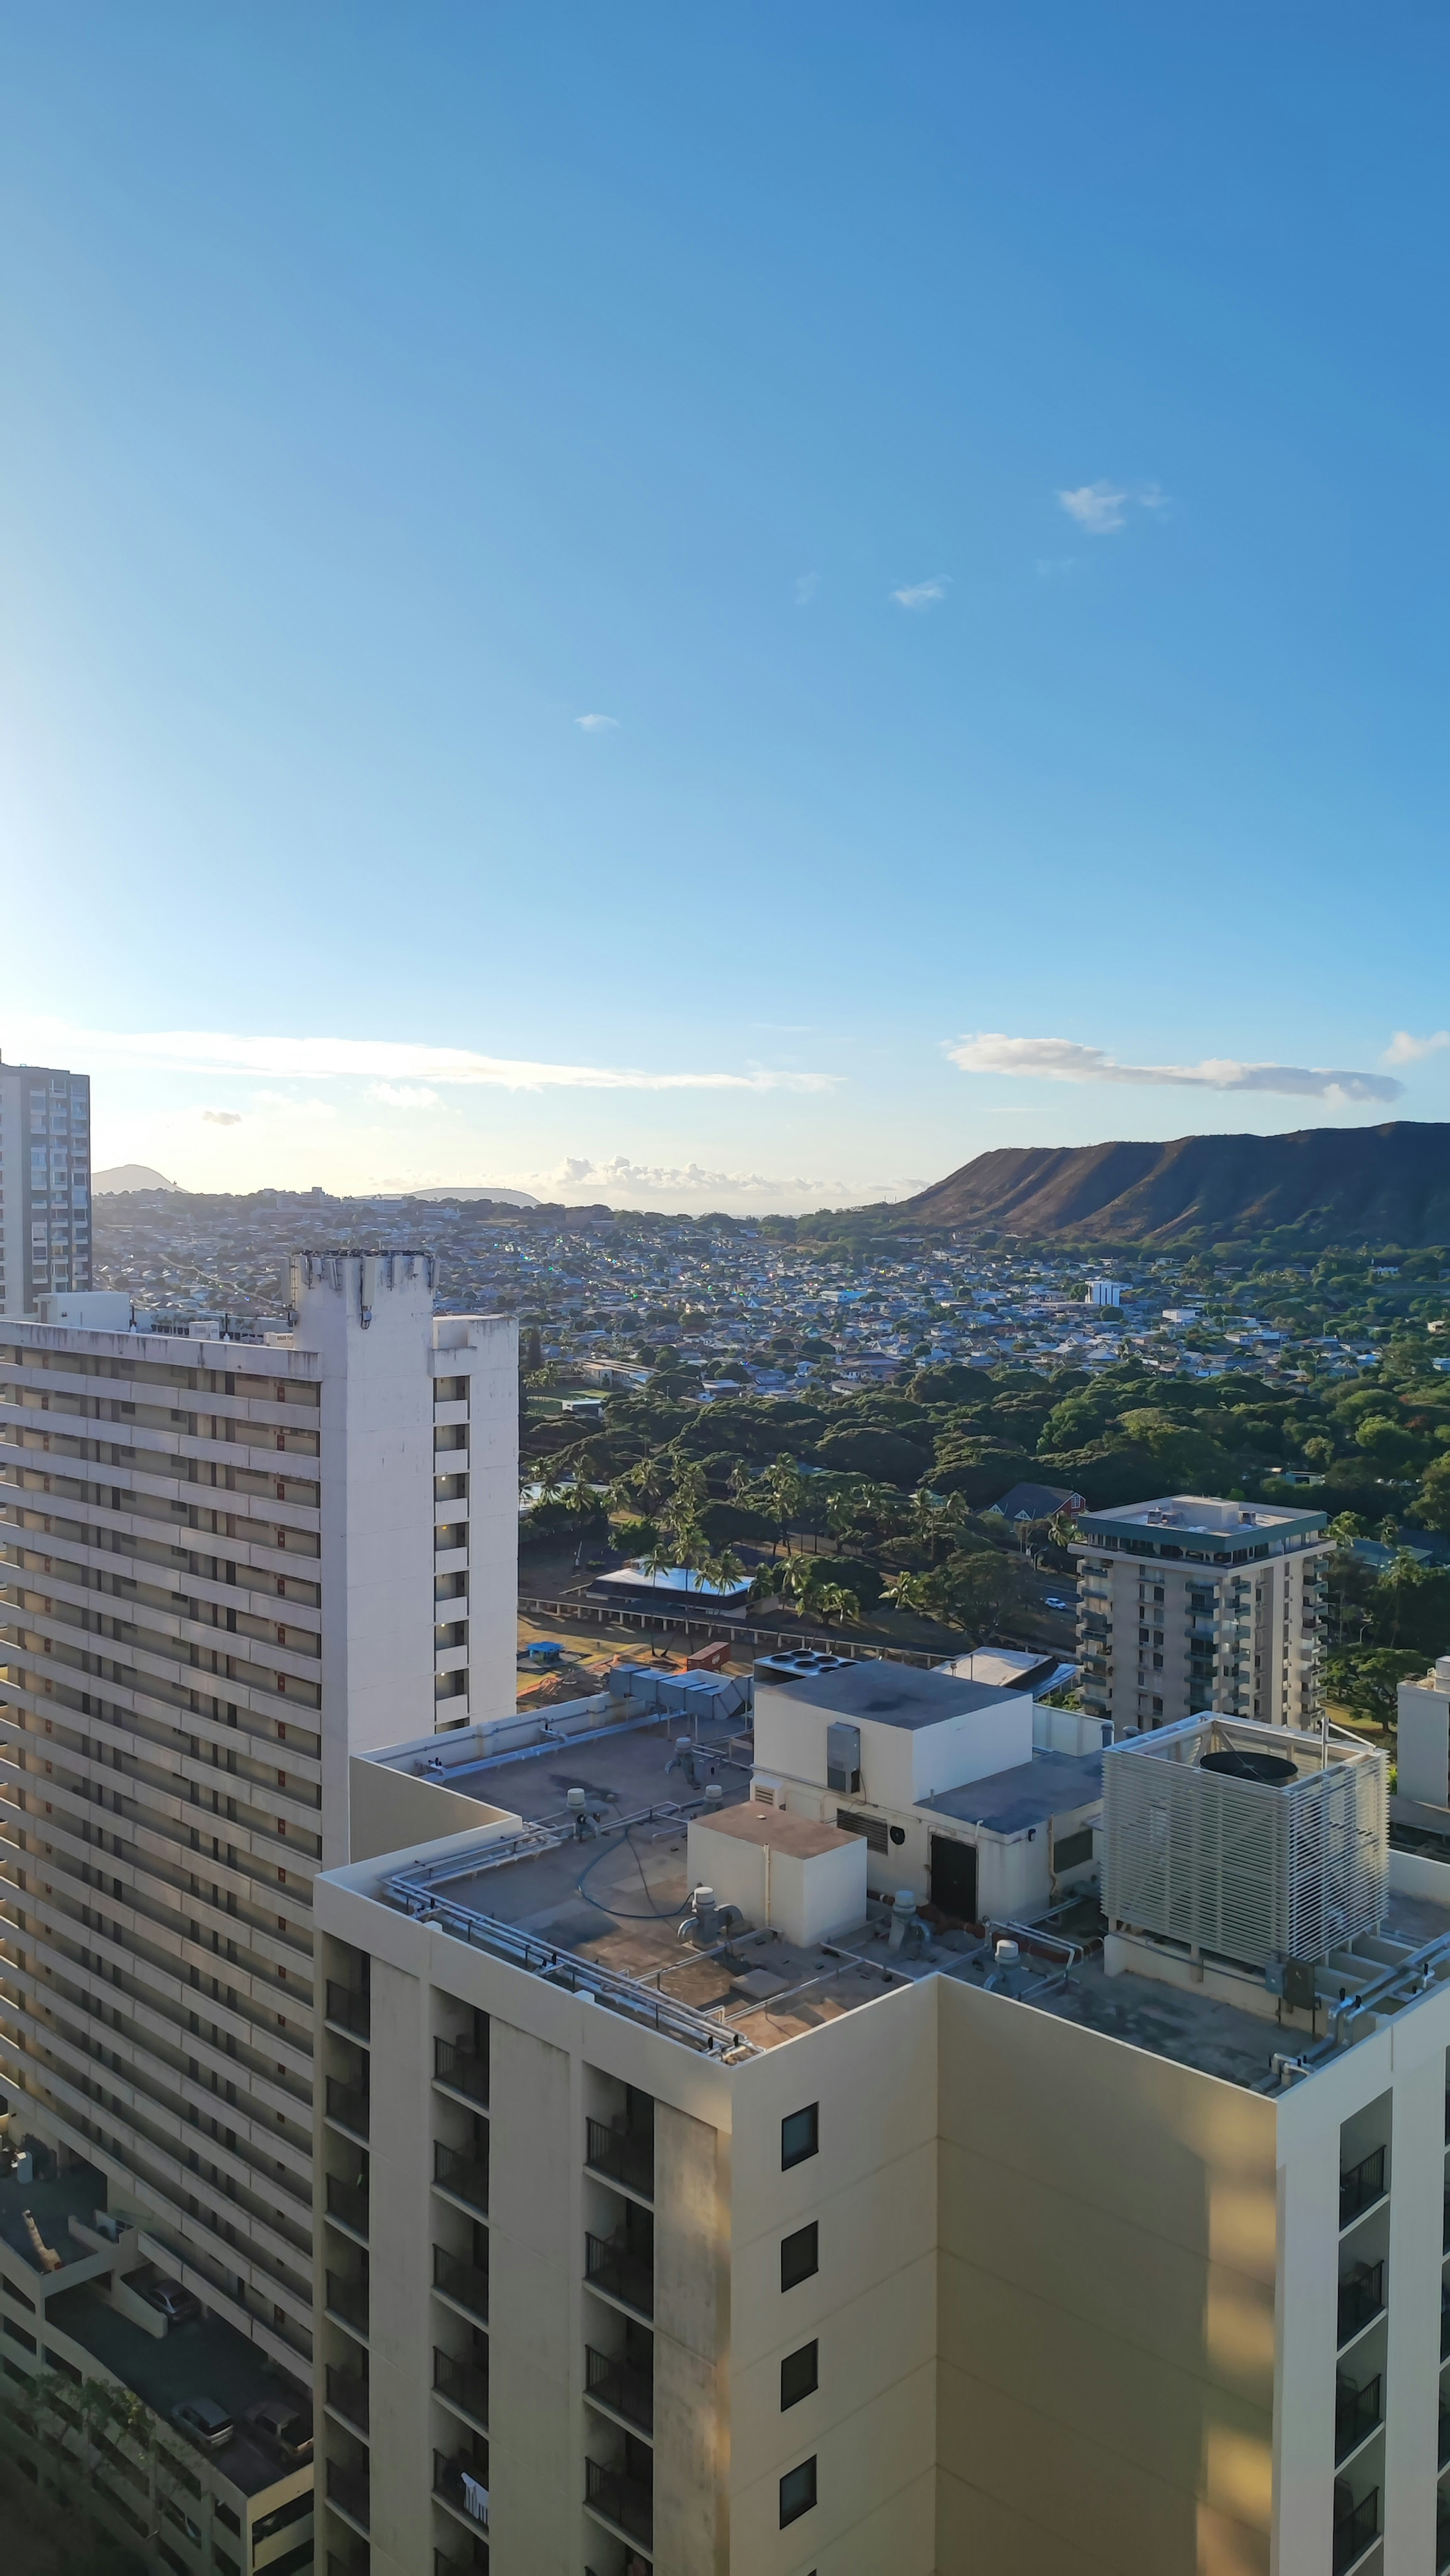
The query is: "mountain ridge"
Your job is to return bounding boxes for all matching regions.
[893,1121,1450,1245]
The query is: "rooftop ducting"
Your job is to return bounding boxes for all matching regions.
[1102,1715,1387,1974]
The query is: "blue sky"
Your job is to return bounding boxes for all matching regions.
[4,3,1450,1207]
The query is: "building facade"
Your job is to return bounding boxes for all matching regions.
[0,1255,517,2453]
[0,1059,93,1320]
[312,1682,1450,2576]
[1072,1492,1330,1735]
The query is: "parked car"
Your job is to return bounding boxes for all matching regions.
[143,2281,200,2327]
[245,2396,313,2459]
[1044,1595,1075,1612]
[172,2395,235,2451]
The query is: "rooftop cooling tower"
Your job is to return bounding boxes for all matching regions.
[1102,1715,1387,1971]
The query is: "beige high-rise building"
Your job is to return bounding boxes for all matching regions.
[313,1653,1448,2576]
[0,1057,93,1319]
[1072,1492,1331,1736]
[0,1254,517,2528]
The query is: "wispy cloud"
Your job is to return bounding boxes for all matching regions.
[574,712,619,732]
[553,1155,828,1198]
[1034,556,1077,580]
[1057,480,1168,536]
[946,1032,1403,1104]
[201,1110,242,1126]
[890,576,949,611]
[366,1082,442,1109]
[793,572,820,607]
[1384,1029,1450,1065]
[3,1017,836,1096]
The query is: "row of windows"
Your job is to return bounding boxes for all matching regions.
[777,2105,822,2526]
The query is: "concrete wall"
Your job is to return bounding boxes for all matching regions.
[347,1752,514,1864]
[935,1976,1277,2576]
[1397,1672,1450,1810]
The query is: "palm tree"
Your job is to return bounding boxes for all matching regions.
[1047,1505,1080,1553]
[814,1582,861,1629]
[881,1569,936,1617]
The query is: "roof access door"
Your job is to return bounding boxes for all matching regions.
[929,1834,978,1925]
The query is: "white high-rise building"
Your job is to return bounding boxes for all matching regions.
[312,1668,1450,2576]
[0,1253,517,2436]
[1072,1492,1331,1735]
[0,1056,93,1318]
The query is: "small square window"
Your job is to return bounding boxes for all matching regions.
[780,2221,818,2292]
[780,2456,817,2528]
[781,2340,818,2410]
[781,2104,818,2170]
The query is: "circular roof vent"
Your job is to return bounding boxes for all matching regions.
[1199,1747,1298,1787]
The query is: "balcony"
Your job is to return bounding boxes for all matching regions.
[1439,2500,1450,2576]
[1336,2263,1384,2349]
[326,2077,370,2144]
[1334,2375,1381,2465]
[1332,2486,1377,2576]
[325,2460,371,2539]
[585,2457,653,2550]
[326,2362,370,2437]
[434,2447,490,2530]
[585,2232,654,2320]
[435,2141,489,2217]
[586,2118,654,2201]
[435,2346,490,2432]
[326,2173,370,2241]
[325,1981,370,2041]
[435,2551,489,2576]
[325,2270,369,2335]
[433,2246,490,2327]
[1339,2148,1386,2229]
[435,2036,490,2108]
[585,2344,654,2435]
[1440,2405,1450,2473]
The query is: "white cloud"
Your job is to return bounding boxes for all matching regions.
[2,1017,837,1095]
[890,576,949,610]
[946,1032,1404,1104]
[1384,1029,1450,1065]
[366,1082,442,1109]
[201,1109,242,1126]
[1056,480,1168,537]
[575,712,619,732]
[552,1154,828,1198]
[793,572,820,606]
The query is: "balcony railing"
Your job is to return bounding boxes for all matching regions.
[586,2118,654,2200]
[435,2141,489,2216]
[433,2246,490,2326]
[435,2346,490,2429]
[325,2270,369,2334]
[1339,2148,1385,2228]
[325,1981,370,2040]
[326,2460,371,2535]
[435,2037,490,2108]
[326,2173,370,2239]
[585,2231,654,2318]
[1332,2487,1377,2576]
[434,2448,490,2529]
[585,2344,654,2433]
[1334,2375,1380,2465]
[585,2457,653,2548]
[326,2363,370,2436]
[1336,2263,1384,2349]
[326,2077,370,2142]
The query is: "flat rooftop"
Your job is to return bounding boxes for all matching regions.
[364,1701,1450,2088]
[1078,1492,1325,1543]
[759,1656,1027,1732]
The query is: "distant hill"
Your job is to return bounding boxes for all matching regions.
[407,1186,539,1207]
[896,1122,1450,1246]
[93,1164,177,1195]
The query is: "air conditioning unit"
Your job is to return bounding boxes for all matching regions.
[751,1774,786,1809]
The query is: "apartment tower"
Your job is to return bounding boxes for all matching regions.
[1072,1491,1330,1736]
[0,1057,93,1319]
[313,1669,1450,2576]
[0,1253,517,2415]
